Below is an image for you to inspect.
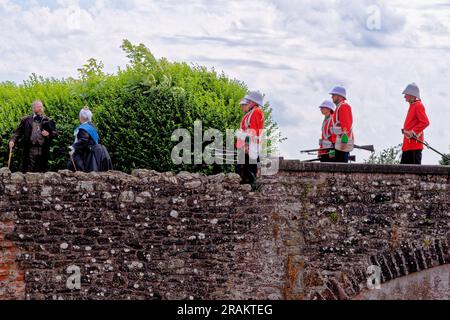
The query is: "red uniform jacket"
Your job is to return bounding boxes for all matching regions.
[237,107,265,149]
[333,102,353,138]
[319,116,336,155]
[403,100,430,152]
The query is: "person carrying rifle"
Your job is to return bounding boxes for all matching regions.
[318,100,336,162]
[235,91,265,186]
[400,83,430,165]
[329,86,354,163]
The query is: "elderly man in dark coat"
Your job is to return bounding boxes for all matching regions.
[9,100,58,173]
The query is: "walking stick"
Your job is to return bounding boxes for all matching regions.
[69,147,78,172]
[7,145,13,169]
[70,155,78,172]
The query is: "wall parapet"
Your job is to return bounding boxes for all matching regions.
[279,160,450,176]
[0,165,449,300]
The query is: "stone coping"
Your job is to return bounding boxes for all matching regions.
[1,161,449,181]
[279,160,450,176]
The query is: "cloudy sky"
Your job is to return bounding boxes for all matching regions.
[1,0,449,164]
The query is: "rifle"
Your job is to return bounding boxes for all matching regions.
[302,155,357,163]
[403,130,450,161]
[300,145,375,154]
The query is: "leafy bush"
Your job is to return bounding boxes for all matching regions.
[440,150,450,166]
[0,40,280,174]
[365,144,402,165]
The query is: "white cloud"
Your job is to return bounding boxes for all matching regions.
[0,0,449,164]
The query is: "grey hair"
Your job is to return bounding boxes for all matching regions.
[32,100,44,108]
[79,106,93,123]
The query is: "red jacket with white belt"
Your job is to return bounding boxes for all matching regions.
[236,107,265,149]
[319,116,336,155]
[403,100,430,152]
[332,102,353,138]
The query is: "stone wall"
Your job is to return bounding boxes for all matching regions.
[262,162,450,300]
[0,168,279,300]
[0,162,449,300]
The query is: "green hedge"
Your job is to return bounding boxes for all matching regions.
[0,40,280,174]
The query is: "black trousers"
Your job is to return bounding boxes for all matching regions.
[22,146,50,173]
[236,154,258,185]
[319,154,333,163]
[334,150,350,163]
[401,150,422,165]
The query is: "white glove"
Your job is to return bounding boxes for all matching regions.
[69,146,75,157]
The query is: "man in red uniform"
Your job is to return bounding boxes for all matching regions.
[329,86,354,163]
[318,100,336,162]
[401,83,430,165]
[236,91,265,185]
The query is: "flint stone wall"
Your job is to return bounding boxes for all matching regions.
[0,161,449,300]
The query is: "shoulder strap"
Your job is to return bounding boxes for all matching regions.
[335,103,353,132]
[334,103,342,124]
[322,117,333,139]
[244,107,257,131]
